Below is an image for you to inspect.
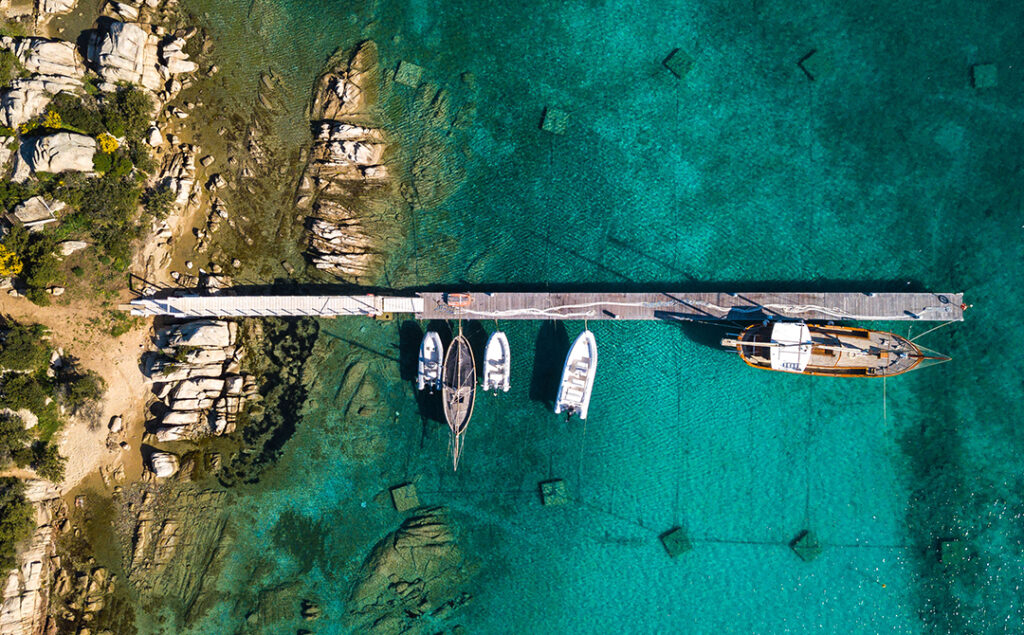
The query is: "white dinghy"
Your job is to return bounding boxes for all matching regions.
[554,329,598,420]
[417,331,443,392]
[481,331,511,393]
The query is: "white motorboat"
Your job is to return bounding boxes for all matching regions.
[417,331,443,392]
[481,331,511,393]
[554,329,597,420]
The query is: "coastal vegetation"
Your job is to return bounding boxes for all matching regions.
[0,319,105,480]
[0,478,33,571]
[0,85,158,302]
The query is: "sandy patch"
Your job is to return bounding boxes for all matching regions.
[0,290,152,494]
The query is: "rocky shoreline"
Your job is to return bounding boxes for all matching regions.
[297,40,396,283]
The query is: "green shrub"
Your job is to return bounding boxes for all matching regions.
[108,154,133,179]
[0,49,24,88]
[0,413,29,467]
[92,152,113,173]
[0,323,49,372]
[0,478,34,570]
[27,442,64,482]
[143,186,175,218]
[2,226,63,304]
[0,181,37,213]
[59,369,104,414]
[128,141,157,174]
[113,86,153,143]
[71,266,84,277]
[49,93,105,136]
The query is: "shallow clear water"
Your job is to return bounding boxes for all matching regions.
[173,0,1024,632]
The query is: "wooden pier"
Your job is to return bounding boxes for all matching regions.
[417,291,962,321]
[129,291,963,322]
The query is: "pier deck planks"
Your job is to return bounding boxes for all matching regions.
[415,292,963,322]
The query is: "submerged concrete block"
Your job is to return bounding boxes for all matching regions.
[390,482,419,512]
[798,49,833,81]
[971,64,997,88]
[939,538,969,564]
[394,61,424,87]
[539,479,569,506]
[790,529,821,562]
[660,527,692,557]
[663,48,694,79]
[540,108,569,135]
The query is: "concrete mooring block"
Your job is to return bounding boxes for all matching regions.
[390,482,419,512]
[790,529,822,562]
[395,61,424,87]
[539,479,569,506]
[663,48,694,79]
[540,107,569,135]
[660,527,692,558]
[971,63,997,88]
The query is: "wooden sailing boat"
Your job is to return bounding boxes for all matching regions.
[442,332,476,470]
[721,322,949,377]
[555,330,598,419]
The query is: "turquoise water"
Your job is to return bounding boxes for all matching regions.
[170,0,1024,632]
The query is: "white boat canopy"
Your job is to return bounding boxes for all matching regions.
[769,322,812,372]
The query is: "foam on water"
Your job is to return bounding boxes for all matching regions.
[172,0,1024,632]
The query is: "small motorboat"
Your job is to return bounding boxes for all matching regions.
[444,293,474,308]
[443,333,476,470]
[554,330,598,420]
[481,331,511,393]
[417,331,443,392]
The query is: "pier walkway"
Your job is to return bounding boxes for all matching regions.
[129,291,963,322]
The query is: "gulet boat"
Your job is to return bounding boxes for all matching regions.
[721,322,949,377]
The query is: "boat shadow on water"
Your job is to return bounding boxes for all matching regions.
[402,320,451,425]
[661,319,736,351]
[529,321,570,406]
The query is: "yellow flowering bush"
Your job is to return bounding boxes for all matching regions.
[0,244,23,277]
[97,132,118,153]
[43,110,61,129]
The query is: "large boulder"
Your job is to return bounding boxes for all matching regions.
[12,132,96,182]
[38,0,78,14]
[147,451,179,478]
[166,320,235,349]
[0,37,85,128]
[0,37,83,77]
[85,21,197,93]
[0,75,82,129]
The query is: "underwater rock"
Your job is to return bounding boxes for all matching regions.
[345,507,474,632]
[297,41,393,282]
